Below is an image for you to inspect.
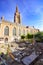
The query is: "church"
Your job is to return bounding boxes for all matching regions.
[0,6,39,43]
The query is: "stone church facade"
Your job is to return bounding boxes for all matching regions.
[0,6,39,43]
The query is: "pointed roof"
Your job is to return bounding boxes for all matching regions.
[16,6,18,12]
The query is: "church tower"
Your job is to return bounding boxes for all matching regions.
[14,6,21,24]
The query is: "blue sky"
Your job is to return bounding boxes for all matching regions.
[0,0,43,31]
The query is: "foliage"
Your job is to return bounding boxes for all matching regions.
[26,33,33,39]
[21,32,43,43]
[28,39,33,43]
[35,32,43,42]
[21,35,25,39]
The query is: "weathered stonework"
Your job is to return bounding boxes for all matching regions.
[0,6,39,43]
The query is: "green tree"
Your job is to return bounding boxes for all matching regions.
[35,32,43,42]
[26,33,33,39]
[21,35,25,39]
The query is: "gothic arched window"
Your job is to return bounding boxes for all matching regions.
[13,27,16,36]
[4,26,9,36]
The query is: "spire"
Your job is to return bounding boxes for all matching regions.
[14,6,21,24]
[16,6,18,12]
